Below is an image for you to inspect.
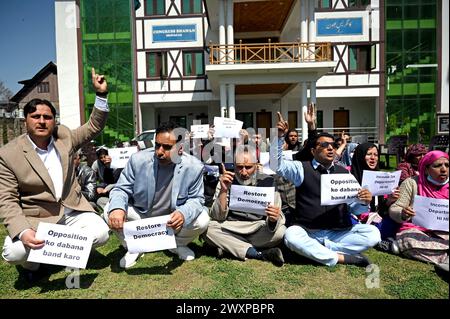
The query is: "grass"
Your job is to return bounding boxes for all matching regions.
[0,226,448,299]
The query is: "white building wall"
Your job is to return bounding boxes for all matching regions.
[441,0,449,114]
[55,0,81,129]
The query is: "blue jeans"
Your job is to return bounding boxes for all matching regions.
[284,224,381,266]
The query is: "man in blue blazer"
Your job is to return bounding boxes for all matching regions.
[105,122,209,268]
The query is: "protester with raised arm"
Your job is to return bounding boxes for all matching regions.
[274,108,380,267]
[0,68,110,282]
[204,145,285,266]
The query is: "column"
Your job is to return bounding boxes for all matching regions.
[300,0,308,61]
[308,0,316,61]
[300,83,308,142]
[226,0,234,62]
[228,84,236,119]
[220,84,227,117]
[219,0,226,64]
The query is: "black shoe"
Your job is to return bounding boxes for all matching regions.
[377,237,400,255]
[261,247,285,267]
[343,254,371,267]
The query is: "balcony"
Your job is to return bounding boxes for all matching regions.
[205,41,336,94]
[209,41,333,64]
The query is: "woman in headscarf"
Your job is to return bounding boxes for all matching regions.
[389,150,449,271]
[350,143,400,218]
[397,143,428,184]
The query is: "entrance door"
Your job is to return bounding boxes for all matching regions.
[333,110,349,135]
[256,112,272,138]
[288,111,298,130]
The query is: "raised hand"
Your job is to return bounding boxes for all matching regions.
[219,163,235,192]
[91,67,108,94]
[276,112,289,138]
[304,102,316,130]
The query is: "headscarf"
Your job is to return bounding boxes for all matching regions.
[350,142,379,184]
[417,150,449,199]
[404,143,427,165]
[350,143,379,213]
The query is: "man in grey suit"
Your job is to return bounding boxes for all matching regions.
[105,122,209,268]
[0,68,110,281]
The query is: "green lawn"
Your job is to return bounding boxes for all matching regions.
[0,227,447,299]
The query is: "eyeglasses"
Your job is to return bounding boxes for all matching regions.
[155,142,175,151]
[316,141,338,149]
[235,164,256,171]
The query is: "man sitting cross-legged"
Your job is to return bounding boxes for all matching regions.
[204,145,286,266]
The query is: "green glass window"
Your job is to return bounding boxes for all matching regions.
[145,0,165,16]
[147,52,167,78]
[183,51,204,76]
[182,0,202,14]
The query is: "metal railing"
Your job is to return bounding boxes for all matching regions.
[209,41,333,64]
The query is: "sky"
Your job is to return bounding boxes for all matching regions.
[0,0,56,96]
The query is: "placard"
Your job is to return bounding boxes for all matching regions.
[213,117,243,138]
[321,174,361,205]
[361,170,401,196]
[412,195,449,231]
[229,185,275,215]
[108,146,139,168]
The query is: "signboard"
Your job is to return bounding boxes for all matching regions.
[317,18,363,36]
[152,24,197,42]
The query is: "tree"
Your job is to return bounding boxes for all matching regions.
[0,80,13,102]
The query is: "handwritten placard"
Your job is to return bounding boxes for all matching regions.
[190,124,210,139]
[27,223,93,269]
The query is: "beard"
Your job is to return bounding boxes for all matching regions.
[235,173,257,186]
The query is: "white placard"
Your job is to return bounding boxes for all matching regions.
[123,215,177,254]
[282,150,297,161]
[108,146,139,168]
[213,117,243,138]
[190,124,210,139]
[361,170,401,196]
[412,195,449,231]
[229,185,275,215]
[321,174,361,205]
[27,223,93,269]
[259,152,276,175]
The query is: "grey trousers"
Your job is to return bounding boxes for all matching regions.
[204,220,286,260]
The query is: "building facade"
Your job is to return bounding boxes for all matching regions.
[55,0,448,146]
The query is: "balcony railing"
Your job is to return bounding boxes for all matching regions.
[209,41,333,65]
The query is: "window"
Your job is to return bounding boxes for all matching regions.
[317,110,324,129]
[37,82,50,93]
[169,116,187,128]
[145,0,165,16]
[349,45,375,73]
[315,0,331,9]
[181,0,202,14]
[348,0,370,8]
[236,112,253,129]
[147,52,167,78]
[183,51,204,76]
